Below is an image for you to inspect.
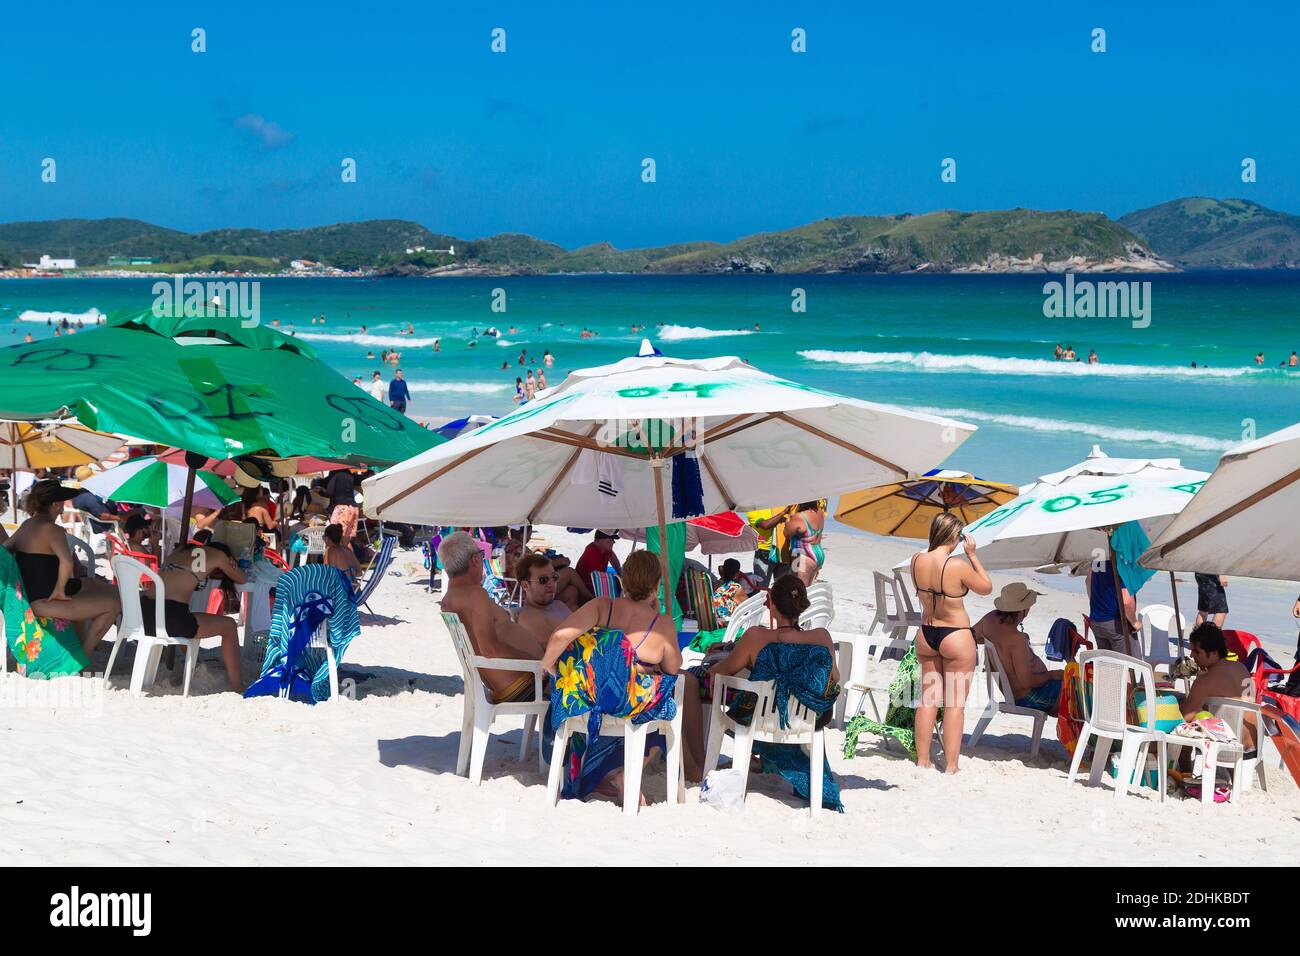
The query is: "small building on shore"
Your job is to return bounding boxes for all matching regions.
[22,254,77,270]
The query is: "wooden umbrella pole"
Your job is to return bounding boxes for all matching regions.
[651,457,672,615]
[178,465,197,551]
[1107,531,1134,658]
[1168,570,1186,655]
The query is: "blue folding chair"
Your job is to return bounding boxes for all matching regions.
[356,532,397,614]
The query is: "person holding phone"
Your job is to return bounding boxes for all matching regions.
[908,512,992,773]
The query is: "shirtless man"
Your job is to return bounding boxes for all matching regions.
[437,532,545,702]
[515,552,572,646]
[1178,622,1256,760]
[973,583,1062,712]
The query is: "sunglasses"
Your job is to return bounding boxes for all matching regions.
[530,574,557,585]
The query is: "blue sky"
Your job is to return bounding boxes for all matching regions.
[1,1,1297,247]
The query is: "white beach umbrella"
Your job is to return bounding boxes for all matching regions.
[959,446,1208,571]
[958,446,1208,652]
[364,344,976,605]
[1141,422,1300,580]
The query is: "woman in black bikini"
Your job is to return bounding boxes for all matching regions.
[4,479,121,657]
[144,542,248,692]
[909,512,991,773]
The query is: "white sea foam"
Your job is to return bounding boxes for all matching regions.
[296,331,441,348]
[658,324,756,341]
[407,381,508,395]
[918,405,1235,453]
[798,349,1266,380]
[17,308,105,324]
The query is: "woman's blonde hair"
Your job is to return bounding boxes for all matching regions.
[621,550,661,602]
[928,511,964,551]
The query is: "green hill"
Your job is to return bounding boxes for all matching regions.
[1118,198,1300,268]
[0,209,1166,274]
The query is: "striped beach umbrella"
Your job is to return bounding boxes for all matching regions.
[81,455,239,511]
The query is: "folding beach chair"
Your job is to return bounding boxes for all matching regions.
[686,567,719,632]
[355,532,397,614]
[590,569,622,600]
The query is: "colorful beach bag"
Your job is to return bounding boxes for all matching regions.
[0,546,90,678]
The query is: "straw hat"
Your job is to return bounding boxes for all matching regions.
[74,465,95,482]
[994,581,1042,612]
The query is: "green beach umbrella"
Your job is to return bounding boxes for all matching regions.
[0,309,442,467]
[81,456,239,512]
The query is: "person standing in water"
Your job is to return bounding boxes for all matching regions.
[909,512,992,773]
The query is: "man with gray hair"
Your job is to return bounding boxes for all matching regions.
[437,531,546,702]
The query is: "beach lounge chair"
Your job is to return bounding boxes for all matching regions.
[590,569,621,599]
[1066,650,1169,802]
[1137,604,1185,678]
[546,671,686,816]
[442,611,549,785]
[967,641,1047,758]
[686,567,718,631]
[355,532,397,614]
[107,554,202,698]
[703,656,834,818]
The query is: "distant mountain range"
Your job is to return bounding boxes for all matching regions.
[1,197,1296,275]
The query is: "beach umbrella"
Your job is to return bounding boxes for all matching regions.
[81,455,239,513]
[155,448,345,478]
[835,468,1019,539]
[363,342,976,611]
[1141,422,1300,580]
[618,512,760,555]
[0,420,126,515]
[959,446,1208,654]
[0,307,442,540]
[0,309,441,467]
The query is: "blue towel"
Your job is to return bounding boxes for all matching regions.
[1046,617,1075,662]
[245,565,360,704]
[737,643,844,812]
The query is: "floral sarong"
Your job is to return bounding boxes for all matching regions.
[545,625,677,801]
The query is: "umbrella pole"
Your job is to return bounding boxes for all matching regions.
[1168,570,1186,655]
[651,457,672,615]
[178,465,197,551]
[1107,532,1134,657]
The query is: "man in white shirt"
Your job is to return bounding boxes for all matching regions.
[366,370,386,402]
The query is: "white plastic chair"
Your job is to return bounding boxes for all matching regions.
[837,630,912,727]
[723,592,768,640]
[442,611,548,785]
[967,641,1047,758]
[868,571,915,658]
[65,532,97,578]
[799,592,835,630]
[107,555,201,698]
[1066,649,1168,801]
[1138,604,1185,676]
[703,668,831,818]
[1163,696,1256,805]
[546,671,685,816]
[294,526,327,568]
[308,619,339,702]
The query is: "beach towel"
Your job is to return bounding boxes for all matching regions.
[543,623,678,801]
[645,521,686,631]
[729,642,842,811]
[1111,521,1157,596]
[1056,661,1089,757]
[0,545,89,678]
[245,564,360,703]
[1045,617,1087,662]
[844,644,939,760]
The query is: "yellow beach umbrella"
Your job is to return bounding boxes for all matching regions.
[1,420,126,471]
[835,469,1018,539]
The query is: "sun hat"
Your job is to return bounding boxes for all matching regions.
[994,581,1042,612]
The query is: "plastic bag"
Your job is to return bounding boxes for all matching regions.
[699,768,746,813]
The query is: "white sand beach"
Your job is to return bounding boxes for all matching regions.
[1,529,1295,867]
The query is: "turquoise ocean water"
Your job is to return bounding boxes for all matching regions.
[5,272,1298,485]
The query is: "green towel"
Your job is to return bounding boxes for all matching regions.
[0,547,90,678]
[843,644,941,760]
